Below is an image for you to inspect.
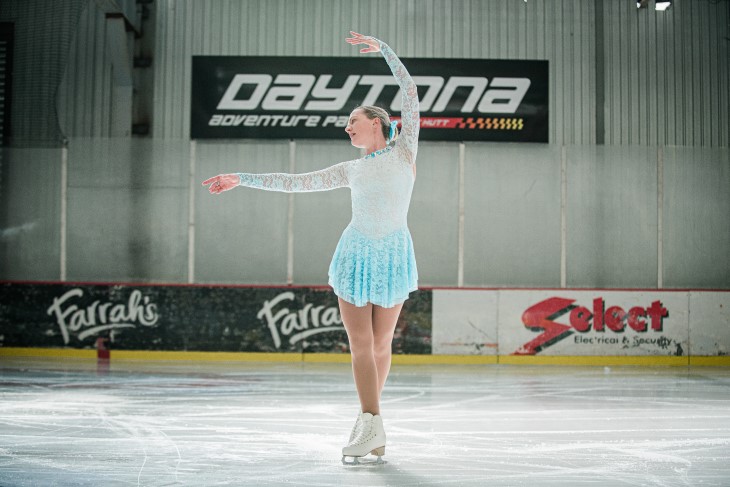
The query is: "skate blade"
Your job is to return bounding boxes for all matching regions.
[341,452,386,466]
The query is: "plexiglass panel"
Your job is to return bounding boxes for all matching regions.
[663,147,730,288]
[6,138,727,290]
[408,142,460,286]
[566,146,658,288]
[0,148,62,280]
[67,187,188,282]
[69,137,189,188]
[195,140,290,284]
[463,143,561,287]
[67,138,189,282]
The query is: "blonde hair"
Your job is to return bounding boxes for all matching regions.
[355,105,399,142]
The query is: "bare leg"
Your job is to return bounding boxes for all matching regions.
[372,302,404,395]
[339,298,380,415]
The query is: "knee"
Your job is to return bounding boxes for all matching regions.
[348,333,374,357]
[373,339,393,359]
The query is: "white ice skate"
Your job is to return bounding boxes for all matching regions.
[341,412,386,465]
[348,411,362,444]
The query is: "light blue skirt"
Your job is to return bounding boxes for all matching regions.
[328,225,418,308]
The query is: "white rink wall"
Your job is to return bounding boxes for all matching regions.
[432,288,730,357]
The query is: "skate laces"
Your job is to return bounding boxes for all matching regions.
[349,414,363,442]
[349,414,377,446]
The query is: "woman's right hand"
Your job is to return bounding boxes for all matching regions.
[346,31,380,53]
[202,174,239,194]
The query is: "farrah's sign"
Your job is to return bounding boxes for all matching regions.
[0,282,431,353]
[256,291,344,349]
[47,288,159,344]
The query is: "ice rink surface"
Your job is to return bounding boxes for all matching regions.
[1,357,729,486]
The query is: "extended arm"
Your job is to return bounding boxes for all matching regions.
[237,160,351,193]
[203,160,352,194]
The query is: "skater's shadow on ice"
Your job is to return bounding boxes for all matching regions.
[344,461,432,485]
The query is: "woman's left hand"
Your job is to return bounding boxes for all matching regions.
[202,174,239,194]
[346,31,380,53]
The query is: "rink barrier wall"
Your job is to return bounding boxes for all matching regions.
[0,347,500,365]
[2,347,730,367]
[1,281,728,365]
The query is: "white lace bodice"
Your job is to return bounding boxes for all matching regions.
[236,38,419,239]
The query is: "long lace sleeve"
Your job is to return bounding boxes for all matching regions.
[237,160,352,193]
[379,39,419,164]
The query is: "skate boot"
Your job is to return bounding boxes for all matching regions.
[341,412,386,465]
[348,411,362,444]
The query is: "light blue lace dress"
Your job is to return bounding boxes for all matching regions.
[236,38,419,308]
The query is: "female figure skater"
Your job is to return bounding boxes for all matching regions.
[202,32,419,464]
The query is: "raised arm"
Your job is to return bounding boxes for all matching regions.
[380,40,419,163]
[203,159,353,195]
[346,32,420,164]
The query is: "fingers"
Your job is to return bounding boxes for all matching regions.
[202,175,227,194]
[202,176,219,186]
[346,31,373,44]
[346,31,380,56]
[210,183,226,195]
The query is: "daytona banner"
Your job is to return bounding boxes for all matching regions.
[191,55,548,142]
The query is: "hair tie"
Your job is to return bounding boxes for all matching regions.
[388,120,399,142]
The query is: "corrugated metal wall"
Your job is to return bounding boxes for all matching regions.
[58,3,114,138]
[57,0,146,138]
[0,0,87,146]
[6,0,729,144]
[603,0,730,146]
[150,0,729,147]
[153,0,598,144]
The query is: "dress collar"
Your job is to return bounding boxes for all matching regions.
[363,145,393,160]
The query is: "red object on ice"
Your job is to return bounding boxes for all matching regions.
[96,337,110,360]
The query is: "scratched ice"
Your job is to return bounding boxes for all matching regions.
[1,358,729,486]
